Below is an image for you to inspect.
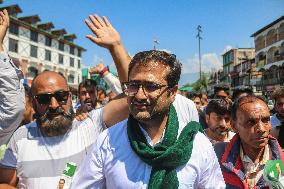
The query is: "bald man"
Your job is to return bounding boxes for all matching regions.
[0,71,128,189]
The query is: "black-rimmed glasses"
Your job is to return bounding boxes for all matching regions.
[123,82,167,96]
[34,90,70,105]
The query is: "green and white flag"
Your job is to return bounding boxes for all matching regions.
[263,160,284,189]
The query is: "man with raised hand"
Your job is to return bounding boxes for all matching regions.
[84,14,199,124]
[0,9,25,146]
[0,15,130,189]
[71,49,225,188]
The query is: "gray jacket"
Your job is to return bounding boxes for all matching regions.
[0,51,25,145]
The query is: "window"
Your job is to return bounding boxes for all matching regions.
[68,75,74,83]
[70,46,74,55]
[27,67,38,78]
[9,38,18,52]
[9,22,19,35]
[45,36,52,46]
[59,54,64,64]
[77,49,81,57]
[77,60,81,69]
[30,45,38,58]
[59,42,64,51]
[70,58,74,67]
[30,31,38,42]
[45,50,51,61]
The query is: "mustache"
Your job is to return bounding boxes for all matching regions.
[131,99,151,106]
[84,99,92,104]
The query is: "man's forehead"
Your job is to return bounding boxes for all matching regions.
[32,73,68,93]
[238,101,269,116]
[276,97,284,103]
[80,86,96,91]
[130,62,170,81]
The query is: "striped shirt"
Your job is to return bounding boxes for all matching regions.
[0,108,104,189]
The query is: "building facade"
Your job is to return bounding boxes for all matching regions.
[251,15,284,94]
[221,48,255,87]
[1,4,85,88]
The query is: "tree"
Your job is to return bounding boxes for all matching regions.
[192,72,209,92]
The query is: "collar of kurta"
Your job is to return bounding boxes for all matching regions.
[127,104,202,189]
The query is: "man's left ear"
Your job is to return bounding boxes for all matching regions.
[169,85,178,102]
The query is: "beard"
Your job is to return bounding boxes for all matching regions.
[83,98,97,112]
[129,98,170,123]
[210,126,231,136]
[35,107,75,137]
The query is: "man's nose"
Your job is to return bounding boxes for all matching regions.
[49,97,59,109]
[256,121,267,133]
[135,86,147,99]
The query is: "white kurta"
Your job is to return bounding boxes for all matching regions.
[71,118,225,189]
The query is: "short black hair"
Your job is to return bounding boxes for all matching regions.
[271,87,284,102]
[206,99,231,116]
[128,50,182,88]
[232,88,253,101]
[231,95,267,121]
[186,91,200,100]
[214,84,230,95]
[78,79,97,93]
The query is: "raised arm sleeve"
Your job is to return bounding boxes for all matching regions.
[0,51,25,145]
[102,72,122,95]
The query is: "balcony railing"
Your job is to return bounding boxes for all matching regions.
[267,54,284,64]
[250,78,261,85]
[279,32,284,40]
[266,36,277,46]
[255,42,265,52]
[263,78,279,85]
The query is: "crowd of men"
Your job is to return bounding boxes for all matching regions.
[1,9,284,189]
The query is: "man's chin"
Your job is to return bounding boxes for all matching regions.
[131,111,151,121]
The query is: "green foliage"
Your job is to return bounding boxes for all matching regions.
[192,72,209,92]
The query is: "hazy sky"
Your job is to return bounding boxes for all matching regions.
[2,0,284,83]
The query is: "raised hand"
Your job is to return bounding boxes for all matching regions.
[85,15,121,49]
[0,9,9,51]
[89,63,105,75]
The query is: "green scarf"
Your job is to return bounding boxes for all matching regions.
[127,104,202,189]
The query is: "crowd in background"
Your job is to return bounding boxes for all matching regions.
[1,9,284,189]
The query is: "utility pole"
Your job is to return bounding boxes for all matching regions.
[196,25,202,80]
[153,38,159,50]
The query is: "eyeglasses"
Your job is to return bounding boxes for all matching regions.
[34,90,70,105]
[123,82,167,96]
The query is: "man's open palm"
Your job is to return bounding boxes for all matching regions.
[85,15,121,49]
[0,9,9,47]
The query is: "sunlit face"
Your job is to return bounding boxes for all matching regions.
[201,94,208,106]
[58,179,65,189]
[127,61,176,122]
[275,97,284,118]
[233,100,271,149]
[79,86,97,111]
[32,72,74,136]
[193,97,201,111]
[206,112,232,136]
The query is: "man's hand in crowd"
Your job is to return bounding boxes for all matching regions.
[75,104,89,121]
[89,63,107,75]
[0,9,9,51]
[85,15,121,50]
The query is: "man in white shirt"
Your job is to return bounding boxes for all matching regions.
[71,15,225,189]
